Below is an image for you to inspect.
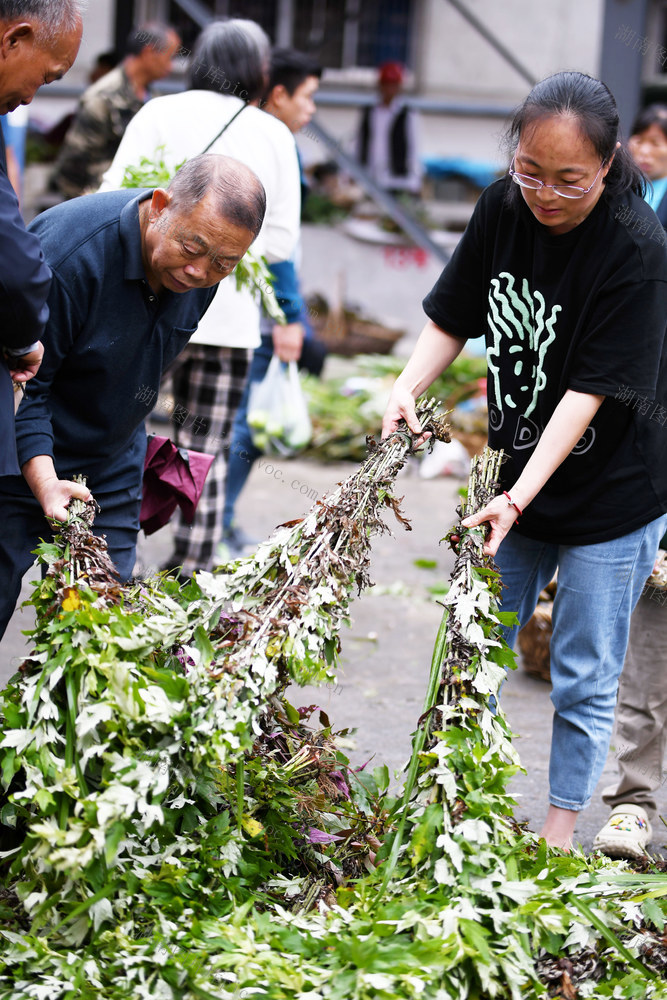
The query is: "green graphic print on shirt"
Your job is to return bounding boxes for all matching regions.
[487,271,560,419]
[483,271,594,455]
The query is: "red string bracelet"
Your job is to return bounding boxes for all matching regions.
[503,491,523,523]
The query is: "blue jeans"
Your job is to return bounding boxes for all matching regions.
[496,514,667,811]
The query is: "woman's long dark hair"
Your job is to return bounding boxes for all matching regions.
[503,71,645,205]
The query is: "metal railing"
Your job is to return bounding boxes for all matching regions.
[305,119,451,264]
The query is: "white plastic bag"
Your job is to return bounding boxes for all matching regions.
[247,355,312,457]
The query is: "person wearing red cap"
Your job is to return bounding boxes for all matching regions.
[356,60,422,196]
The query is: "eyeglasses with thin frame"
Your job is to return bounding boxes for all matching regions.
[508,155,606,199]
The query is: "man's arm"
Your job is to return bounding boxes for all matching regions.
[0,145,51,351]
[15,273,93,517]
[269,259,305,362]
[14,264,82,478]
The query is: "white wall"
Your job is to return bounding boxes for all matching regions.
[76,0,117,84]
[419,0,605,102]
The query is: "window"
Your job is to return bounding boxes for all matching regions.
[131,0,417,71]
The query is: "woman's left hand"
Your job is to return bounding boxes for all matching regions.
[461,495,519,556]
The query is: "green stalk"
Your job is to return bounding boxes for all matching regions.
[378,604,450,895]
[378,445,504,895]
[568,893,657,979]
[59,669,78,831]
[236,760,245,832]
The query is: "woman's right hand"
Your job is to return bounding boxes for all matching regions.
[381,382,424,440]
[380,320,467,445]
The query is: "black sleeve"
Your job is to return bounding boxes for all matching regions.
[568,257,667,400]
[0,137,51,350]
[422,183,497,340]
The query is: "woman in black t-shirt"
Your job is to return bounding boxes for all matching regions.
[383,72,667,851]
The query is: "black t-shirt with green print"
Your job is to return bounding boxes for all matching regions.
[423,178,667,544]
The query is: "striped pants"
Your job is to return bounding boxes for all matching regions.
[166,343,251,576]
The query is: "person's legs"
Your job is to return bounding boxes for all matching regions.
[493,531,560,650]
[592,584,667,858]
[0,476,51,640]
[602,590,667,821]
[545,514,667,845]
[168,344,251,576]
[494,534,563,837]
[223,334,273,536]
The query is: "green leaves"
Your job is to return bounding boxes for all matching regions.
[1,444,666,999]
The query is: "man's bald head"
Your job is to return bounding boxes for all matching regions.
[141,155,266,295]
[168,154,266,241]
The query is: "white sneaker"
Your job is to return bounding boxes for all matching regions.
[593,804,652,860]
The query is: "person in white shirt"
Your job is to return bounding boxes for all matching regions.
[356,60,422,196]
[101,18,303,578]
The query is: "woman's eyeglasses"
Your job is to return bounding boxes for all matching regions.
[508,156,605,199]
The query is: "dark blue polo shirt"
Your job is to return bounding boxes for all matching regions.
[15,189,216,491]
[0,130,51,475]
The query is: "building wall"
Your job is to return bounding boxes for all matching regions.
[77,0,117,84]
[407,0,606,164]
[304,0,608,170]
[418,0,605,102]
[29,0,610,171]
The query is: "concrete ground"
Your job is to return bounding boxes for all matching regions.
[1,447,664,858]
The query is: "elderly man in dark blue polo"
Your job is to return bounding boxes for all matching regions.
[0,153,265,639]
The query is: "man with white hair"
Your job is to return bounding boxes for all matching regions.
[0,0,84,476]
[0,154,266,640]
[102,18,304,578]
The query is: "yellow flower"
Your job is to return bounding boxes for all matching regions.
[61,588,81,612]
[242,816,264,838]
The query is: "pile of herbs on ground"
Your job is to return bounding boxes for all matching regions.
[303,353,487,462]
[1,423,667,999]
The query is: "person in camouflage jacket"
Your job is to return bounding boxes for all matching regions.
[49,21,180,199]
